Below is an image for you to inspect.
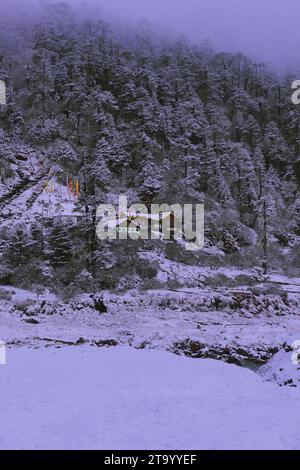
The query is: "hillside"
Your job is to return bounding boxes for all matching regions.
[1,0,300,452]
[0,2,299,295]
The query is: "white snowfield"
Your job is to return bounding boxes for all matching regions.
[0,347,299,450]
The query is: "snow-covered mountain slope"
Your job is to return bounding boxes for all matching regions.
[0,346,299,450]
[0,173,82,227]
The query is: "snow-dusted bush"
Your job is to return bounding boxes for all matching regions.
[0,287,13,301]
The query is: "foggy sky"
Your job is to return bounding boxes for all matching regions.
[92,0,300,73]
[2,0,300,72]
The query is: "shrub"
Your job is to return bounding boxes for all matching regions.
[0,288,13,301]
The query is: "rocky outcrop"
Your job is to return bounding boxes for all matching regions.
[171,339,279,367]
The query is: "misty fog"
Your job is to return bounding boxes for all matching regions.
[1,0,300,72]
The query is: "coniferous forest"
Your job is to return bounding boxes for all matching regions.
[1,0,300,452]
[0,2,299,295]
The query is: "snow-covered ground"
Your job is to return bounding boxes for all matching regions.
[0,346,299,450]
[1,274,300,365]
[1,284,300,366]
[0,173,82,228]
[259,347,300,387]
[0,269,299,449]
